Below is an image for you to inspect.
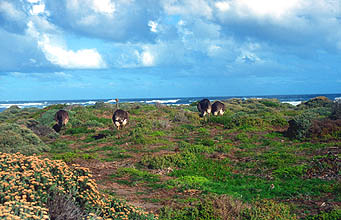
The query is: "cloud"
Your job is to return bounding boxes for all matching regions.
[44,0,162,42]
[38,34,106,69]
[213,0,341,51]
[0,1,28,33]
[163,0,213,19]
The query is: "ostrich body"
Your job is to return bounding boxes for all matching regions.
[212,101,225,116]
[53,110,69,132]
[197,99,211,117]
[112,99,128,130]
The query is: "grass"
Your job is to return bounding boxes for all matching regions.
[0,98,340,219]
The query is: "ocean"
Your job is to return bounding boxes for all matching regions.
[0,93,340,113]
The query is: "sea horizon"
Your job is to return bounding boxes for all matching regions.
[1,92,340,113]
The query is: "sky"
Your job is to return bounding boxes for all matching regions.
[0,0,340,101]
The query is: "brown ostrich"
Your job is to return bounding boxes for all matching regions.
[212,101,225,116]
[197,98,212,117]
[112,98,128,130]
[53,110,69,132]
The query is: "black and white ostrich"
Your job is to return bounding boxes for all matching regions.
[212,101,225,116]
[112,98,128,130]
[197,99,212,117]
[53,110,69,132]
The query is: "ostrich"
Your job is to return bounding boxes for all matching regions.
[197,99,211,117]
[112,98,129,130]
[53,110,69,132]
[212,101,225,116]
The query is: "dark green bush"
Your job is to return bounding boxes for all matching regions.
[178,142,214,153]
[330,101,341,120]
[159,197,218,220]
[19,119,59,139]
[0,123,49,155]
[37,109,59,126]
[260,100,280,108]
[208,112,265,129]
[304,209,341,220]
[286,113,316,139]
[298,96,333,109]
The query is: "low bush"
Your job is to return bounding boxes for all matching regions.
[330,101,341,120]
[159,197,218,220]
[167,176,209,191]
[242,199,297,220]
[19,118,59,139]
[304,209,341,220]
[286,113,316,139]
[309,119,341,140]
[298,96,333,109]
[260,99,280,108]
[272,165,307,179]
[37,109,60,126]
[208,112,265,129]
[0,152,157,219]
[0,123,49,155]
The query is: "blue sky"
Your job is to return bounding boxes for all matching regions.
[0,0,340,101]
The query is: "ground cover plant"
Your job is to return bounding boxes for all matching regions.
[0,97,340,219]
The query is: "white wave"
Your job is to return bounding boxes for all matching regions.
[145,99,180,104]
[106,99,117,103]
[281,101,302,106]
[0,102,45,109]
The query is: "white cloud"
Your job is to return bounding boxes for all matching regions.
[235,0,300,18]
[38,34,106,69]
[27,0,40,3]
[44,0,160,42]
[215,1,230,12]
[163,0,213,19]
[0,1,24,19]
[148,20,158,33]
[30,3,45,15]
[91,0,116,16]
[141,51,155,66]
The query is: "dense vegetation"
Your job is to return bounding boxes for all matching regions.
[0,97,340,219]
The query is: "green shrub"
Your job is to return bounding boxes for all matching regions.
[18,119,59,139]
[37,109,60,126]
[330,101,341,120]
[167,176,210,190]
[260,100,280,108]
[298,96,332,109]
[273,165,306,179]
[209,112,265,129]
[178,142,214,153]
[286,113,315,139]
[304,209,341,220]
[159,197,218,220]
[0,123,49,155]
[242,199,297,220]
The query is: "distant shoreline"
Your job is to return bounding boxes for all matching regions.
[1,93,340,112]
